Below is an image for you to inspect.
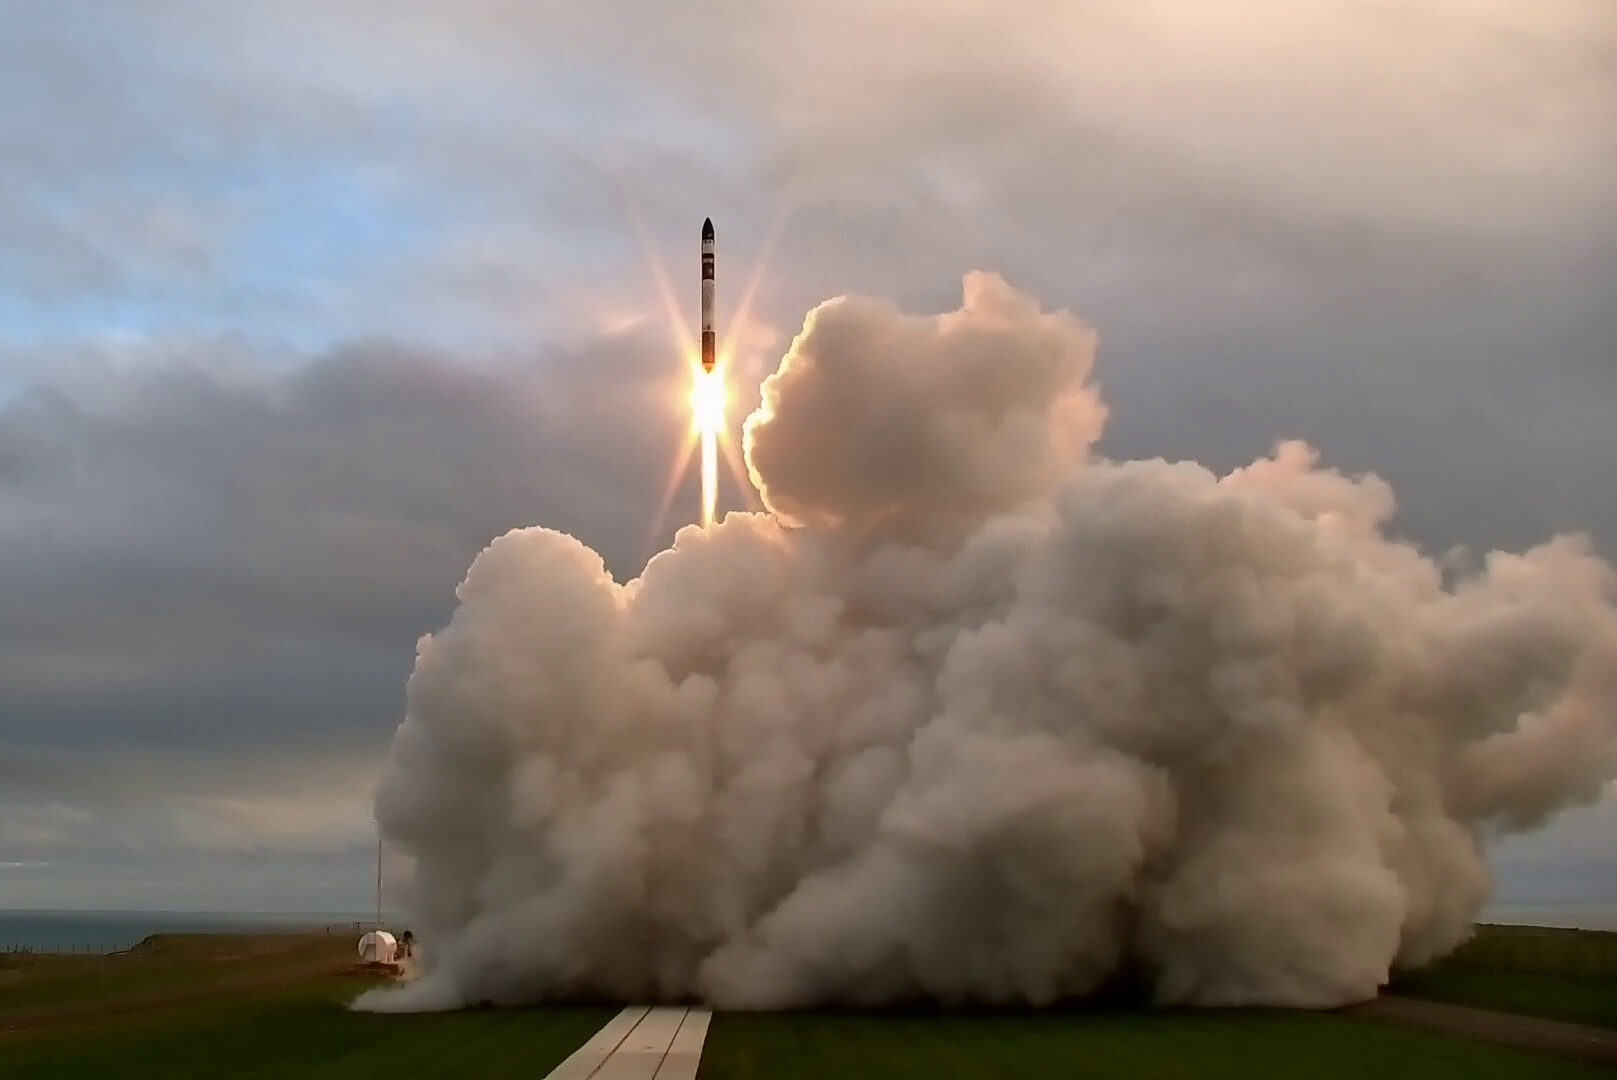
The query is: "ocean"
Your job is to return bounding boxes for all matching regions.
[0,910,396,953]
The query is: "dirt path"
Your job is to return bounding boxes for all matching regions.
[1344,994,1617,1067]
[0,957,363,1035]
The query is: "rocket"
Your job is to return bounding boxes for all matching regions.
[700,217,716,373]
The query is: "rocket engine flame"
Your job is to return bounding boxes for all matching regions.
[356,274,1617,1016]
[690,368,726,437]
[691,369,726,526]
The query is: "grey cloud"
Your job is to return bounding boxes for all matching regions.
[7,2,1612,334]
[0,330,699,875]
[0,738,385,911]
[0,0,1612,910]
[1490,794,1617,902]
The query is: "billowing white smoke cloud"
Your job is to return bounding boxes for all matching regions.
[355,273,1617,1013]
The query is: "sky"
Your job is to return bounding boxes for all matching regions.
[0,0,1613,912]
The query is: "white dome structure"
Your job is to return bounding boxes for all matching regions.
[358,930,398,964]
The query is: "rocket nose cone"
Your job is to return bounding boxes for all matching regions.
[702,217,714,241]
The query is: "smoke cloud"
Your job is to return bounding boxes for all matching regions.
[355,274,1617,1012]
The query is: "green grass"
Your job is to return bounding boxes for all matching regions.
[0,934,345,1011]
[1447,924,1617,978]
[1390,967,1616,1029]
[1389,925,1617,1029]
[1,975,614,1079]
[7,926,1614,1078]
[697,1008,1612,1080]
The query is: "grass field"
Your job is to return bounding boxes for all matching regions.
[1,972,613,1079]
[1390,924,1617,1029]
[1453,924,1617,977]
[7,988,1602,1080]
[0,933,345,1012]
[697,1008,1610,1079]
[2,930,1612,1077]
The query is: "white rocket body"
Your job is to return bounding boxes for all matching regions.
[701,217,716,372]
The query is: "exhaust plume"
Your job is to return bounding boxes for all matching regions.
[356,273,1617,1012]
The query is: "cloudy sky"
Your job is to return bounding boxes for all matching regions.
[1,0,1613,913]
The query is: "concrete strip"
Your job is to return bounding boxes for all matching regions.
[653,1008,713,1080]
[544,1005,650,1080]
[593,1006,690,1080]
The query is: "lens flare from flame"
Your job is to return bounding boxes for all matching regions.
[691,369,726,526]
[623,193,789,549]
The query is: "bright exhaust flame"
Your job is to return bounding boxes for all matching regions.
[691,368,727,436]
[691,369,726,526]
[700,431,718,527]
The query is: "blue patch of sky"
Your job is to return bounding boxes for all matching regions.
[1,17,757,376]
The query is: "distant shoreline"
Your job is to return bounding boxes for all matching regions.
[0,910,404,953]
[1481,902,1617,932]
[2,903,1612,953]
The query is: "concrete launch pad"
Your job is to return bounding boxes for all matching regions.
[544,1004,712,1080]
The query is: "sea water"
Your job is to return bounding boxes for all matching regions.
[0,910,395,953]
